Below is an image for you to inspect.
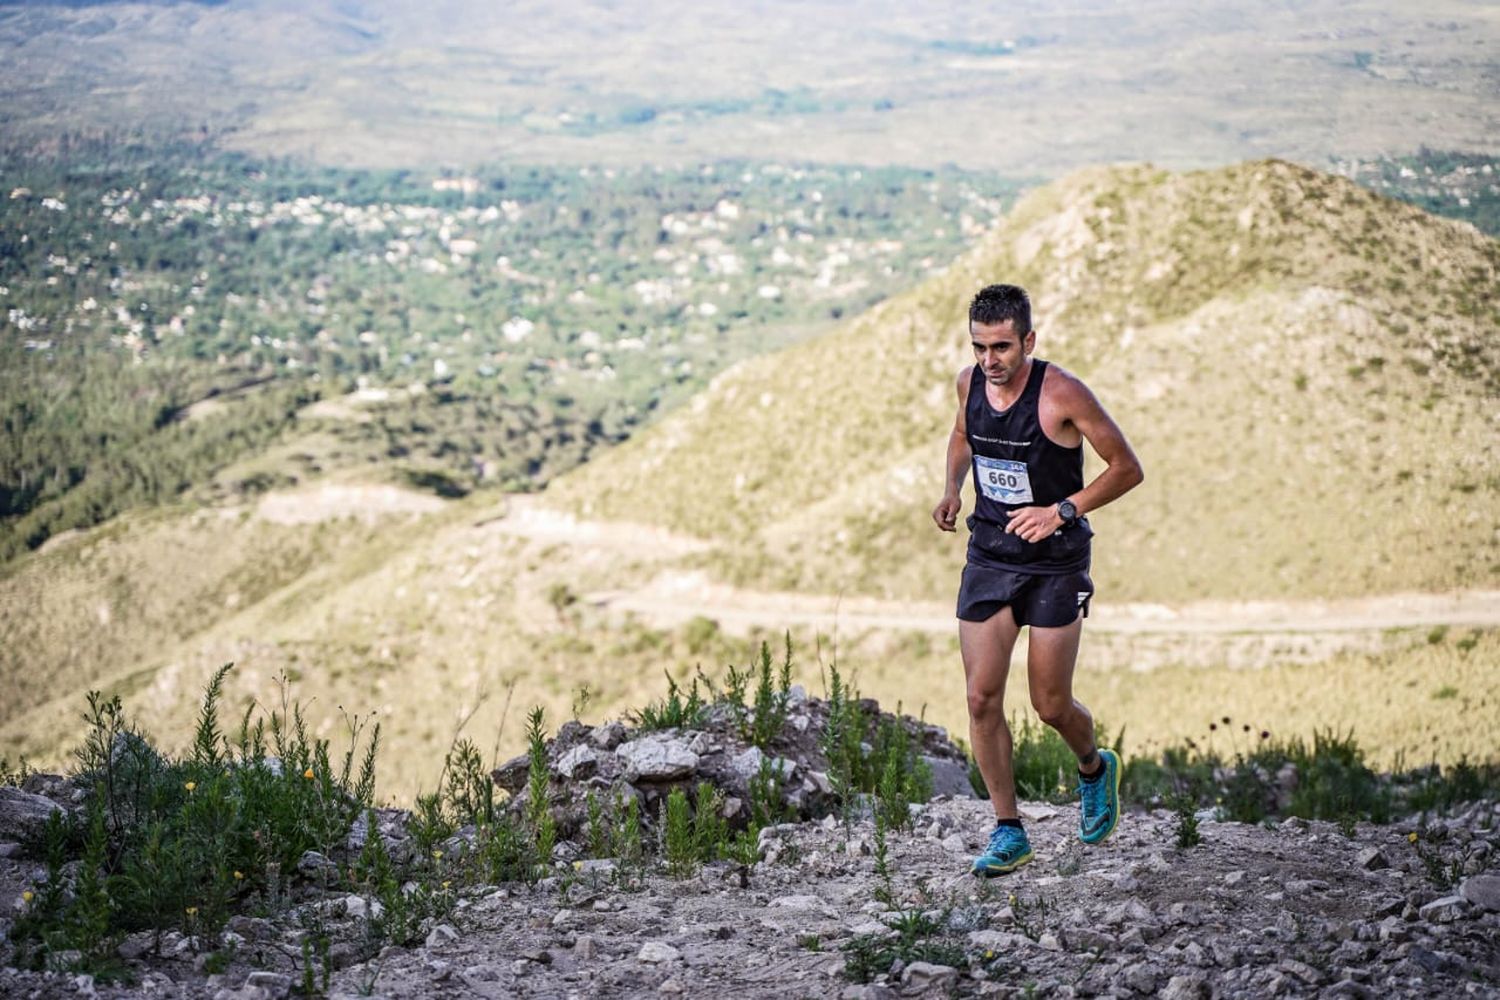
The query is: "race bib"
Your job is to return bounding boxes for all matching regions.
[974,456,1034,504]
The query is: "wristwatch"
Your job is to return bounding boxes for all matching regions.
[1056,498,1079,527]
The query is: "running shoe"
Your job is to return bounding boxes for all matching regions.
[1078,748,1122,845]
[971,823,1034,877]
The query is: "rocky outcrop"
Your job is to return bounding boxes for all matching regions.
[1,704,1497,999]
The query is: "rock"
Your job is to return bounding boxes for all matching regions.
[226,916,275,942]
[426,924,460,949]
[214,988,269,1000]
[0,842,20,859]
[769,894,836,918]
[340,895,384,921]
[1019,803,1059,821]
[491,753,530,792]
[592,721,627,749]
[1124,965,1158,994]
[244,972,293,999]
[556,745,599,780]
[920,755,974,799]
[1159,973,1210,999]
[0,787,64,844]
[940,833,967,853]
[296,851,337,880]
[1222,870,1246,886]
[1102,900,1152,927]
[638,941,680,963]
[1418,895,1468,923]
[1277,958,1324,985]
[1459,874,1500,912]
[575,934,599,960]
[1356,847,1389,871]
[617,737,699,781]
[116,931,154,961]
[968,930,1030,952]
[901,961,958,992]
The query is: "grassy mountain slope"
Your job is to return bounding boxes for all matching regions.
[544,160,1500,602]
[5,160,1497,799]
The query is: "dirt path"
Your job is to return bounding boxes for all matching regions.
[584,570,1500,639]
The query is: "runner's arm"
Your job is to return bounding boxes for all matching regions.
[1004,376,1143,541]
[932,367,973,532]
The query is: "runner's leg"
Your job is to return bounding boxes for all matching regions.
[961,607,1023,819]
[1025,615,1100,769]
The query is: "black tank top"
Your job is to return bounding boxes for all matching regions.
[965,359,1091,572]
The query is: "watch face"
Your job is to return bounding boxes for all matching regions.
[1059,500,1077,522]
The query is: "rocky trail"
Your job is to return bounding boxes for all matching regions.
[2,689,1497,999]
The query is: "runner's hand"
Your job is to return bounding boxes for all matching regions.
[932,494,961,532]
[1004,505,1061,542]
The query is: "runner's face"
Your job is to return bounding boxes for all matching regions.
[970,320,1034,386]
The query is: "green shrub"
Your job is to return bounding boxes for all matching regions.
[632,671,707,731]
[10,664,379,977]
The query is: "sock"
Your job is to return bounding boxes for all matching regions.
[994,818,1023,830]
[1079,760,1104,783]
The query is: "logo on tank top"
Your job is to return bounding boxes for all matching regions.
[973,455,1034,504]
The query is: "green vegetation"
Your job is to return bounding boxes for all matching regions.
[5,647,1498,981]
[1,141,1017,562]
[9,663,380,975]
[1338,149,1500,237]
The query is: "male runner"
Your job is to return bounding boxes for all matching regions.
[932,284,1144,876]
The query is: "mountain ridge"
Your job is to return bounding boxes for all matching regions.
[543,159,1500,603]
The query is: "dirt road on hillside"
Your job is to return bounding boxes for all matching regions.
[583,571,1500,638]
[492,498,1499,666]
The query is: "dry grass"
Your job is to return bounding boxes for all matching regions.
[4,161,1496,801]
[545,161,1500,604]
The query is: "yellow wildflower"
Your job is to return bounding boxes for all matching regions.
[184,781,196,792]
[22,890,34,904]
[432,850,443,860]
[303,768,315,780]
[1408,832,1419,843]
[233,871,244,880]
[573,860,583,871]
[186,906,198,917]
[442,881,451,890]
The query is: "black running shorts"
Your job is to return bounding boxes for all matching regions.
[956,563,1094,626]
[957,517,1095,627]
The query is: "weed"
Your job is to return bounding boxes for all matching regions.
[585,790,608,858]
[663,787,697,877]
[842,905,964,984]
[10,664,379,977]
[611,792,644,868]
[1172,795,1202,849]
[1010,890,1053,942]
[693,782,729,863]
[524,707,555,875]
[632,671,707,731]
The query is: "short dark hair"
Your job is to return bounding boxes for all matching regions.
[969,284,1032,333]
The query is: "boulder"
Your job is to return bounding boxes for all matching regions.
[617,737,698,781]
[1459,874,1500,912]
[0,787,64,844]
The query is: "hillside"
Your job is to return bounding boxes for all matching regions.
[545,159,1500,604]
[3,161,1498,801]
